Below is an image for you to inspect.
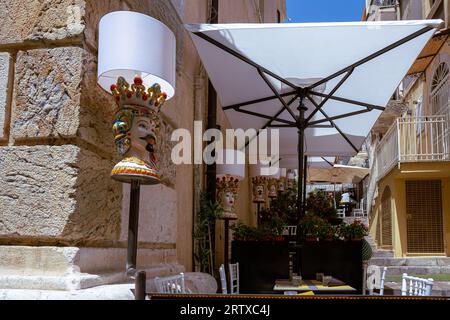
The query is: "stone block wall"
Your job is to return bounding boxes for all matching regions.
[0,0,200,290]
[0,0,122,247]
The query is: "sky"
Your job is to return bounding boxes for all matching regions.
[285,0,366,23]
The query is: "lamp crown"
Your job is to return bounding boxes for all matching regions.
[216,175,240,192]
[110,76,168,113]
[252,176,266,185]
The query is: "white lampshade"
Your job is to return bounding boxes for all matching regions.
[216,149,245,179]
[287,169,297,180]
[267,169,280,179]
[250,163,283,178]
[98,11,176,99]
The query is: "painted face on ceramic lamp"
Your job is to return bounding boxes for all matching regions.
[128,116,157,163]
[256,185,264,197]
[222,191,235,211]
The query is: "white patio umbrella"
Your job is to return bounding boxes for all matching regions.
[185,19,443,220]
[307,161,369,209]
[308,164,370,184]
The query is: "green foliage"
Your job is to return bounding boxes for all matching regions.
[267,185,298,225]
[193,192,223,274]
[231,220,285,241]
[340,220,369,240]
[305,189,337,219]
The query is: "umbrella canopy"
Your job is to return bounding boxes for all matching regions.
[186,20,443,157]
[186,20,443,222]
[308,164,370,184]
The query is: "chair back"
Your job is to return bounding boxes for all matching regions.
[229,262,240,294]
[219,264,227,294]
[282,225,297,236]
[154,273,185,294]
[366,265,387,295]
[401,273,434,296]
[352,208,365,217]
[336,209,345,218]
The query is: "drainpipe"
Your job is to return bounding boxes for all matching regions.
[205,0,219,275]
[206,0,219,204]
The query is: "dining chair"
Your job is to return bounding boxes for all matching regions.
[366,265,387,295]
[229,262,240,294]
[336,208,345,219]
[401,273,434,296]
[287,225,297,236]
[219,264,228,294]
[352,208,365,218]
[154,272,186,294]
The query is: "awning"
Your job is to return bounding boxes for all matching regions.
[407,28,449,75]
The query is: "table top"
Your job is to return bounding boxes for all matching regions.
[273,279,357,293]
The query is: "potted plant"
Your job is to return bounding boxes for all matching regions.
[299,213,327,241]
[305,189,337,220]
[340,220,368,241]
[320,224,338,241]
[194,192,223,274]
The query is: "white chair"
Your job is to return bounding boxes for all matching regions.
[352,208,365,217]
[282,225,297,236]
[401,273,434,296]
[366,265,387,295]
[229,262,240,294]
[154,273,186,294]
[336,209,345,218]
[219,264,228,294]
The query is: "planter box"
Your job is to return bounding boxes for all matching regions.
[231,240,289,294]
[299,241,362,294]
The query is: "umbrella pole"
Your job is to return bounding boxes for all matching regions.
[297,131,304,225]
[297,102,307,224]
[303,155,308,215]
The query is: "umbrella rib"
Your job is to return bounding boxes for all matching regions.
[307,95,359,153]
[321,157,334,167]
[308,26,434,89]
[234,108,296,125]
[262,94,300,129]
[222,91,297,110]
[305,68,355,124]
[308,109,372,126]
[269,124,333,128]
[308,91,385,111]
[240,94,299,151]
[257,68,298,122]
[192,31,298,89]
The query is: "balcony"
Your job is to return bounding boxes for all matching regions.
[371,0,397,8]
[366,0,398,21]
[376,108,450,180]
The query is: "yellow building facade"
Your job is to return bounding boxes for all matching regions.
[369,6,449,257]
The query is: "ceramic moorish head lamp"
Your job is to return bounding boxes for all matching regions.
[277,168,287,192]
[216,149,245,220]
[250,163,269,204]
[97,11,176,185]
[267,169,280,199]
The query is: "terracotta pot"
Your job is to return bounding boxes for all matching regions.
[305,236,318,241]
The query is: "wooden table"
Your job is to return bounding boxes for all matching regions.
[273,279,357,295]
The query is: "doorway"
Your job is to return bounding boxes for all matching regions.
[406,180,444,253]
